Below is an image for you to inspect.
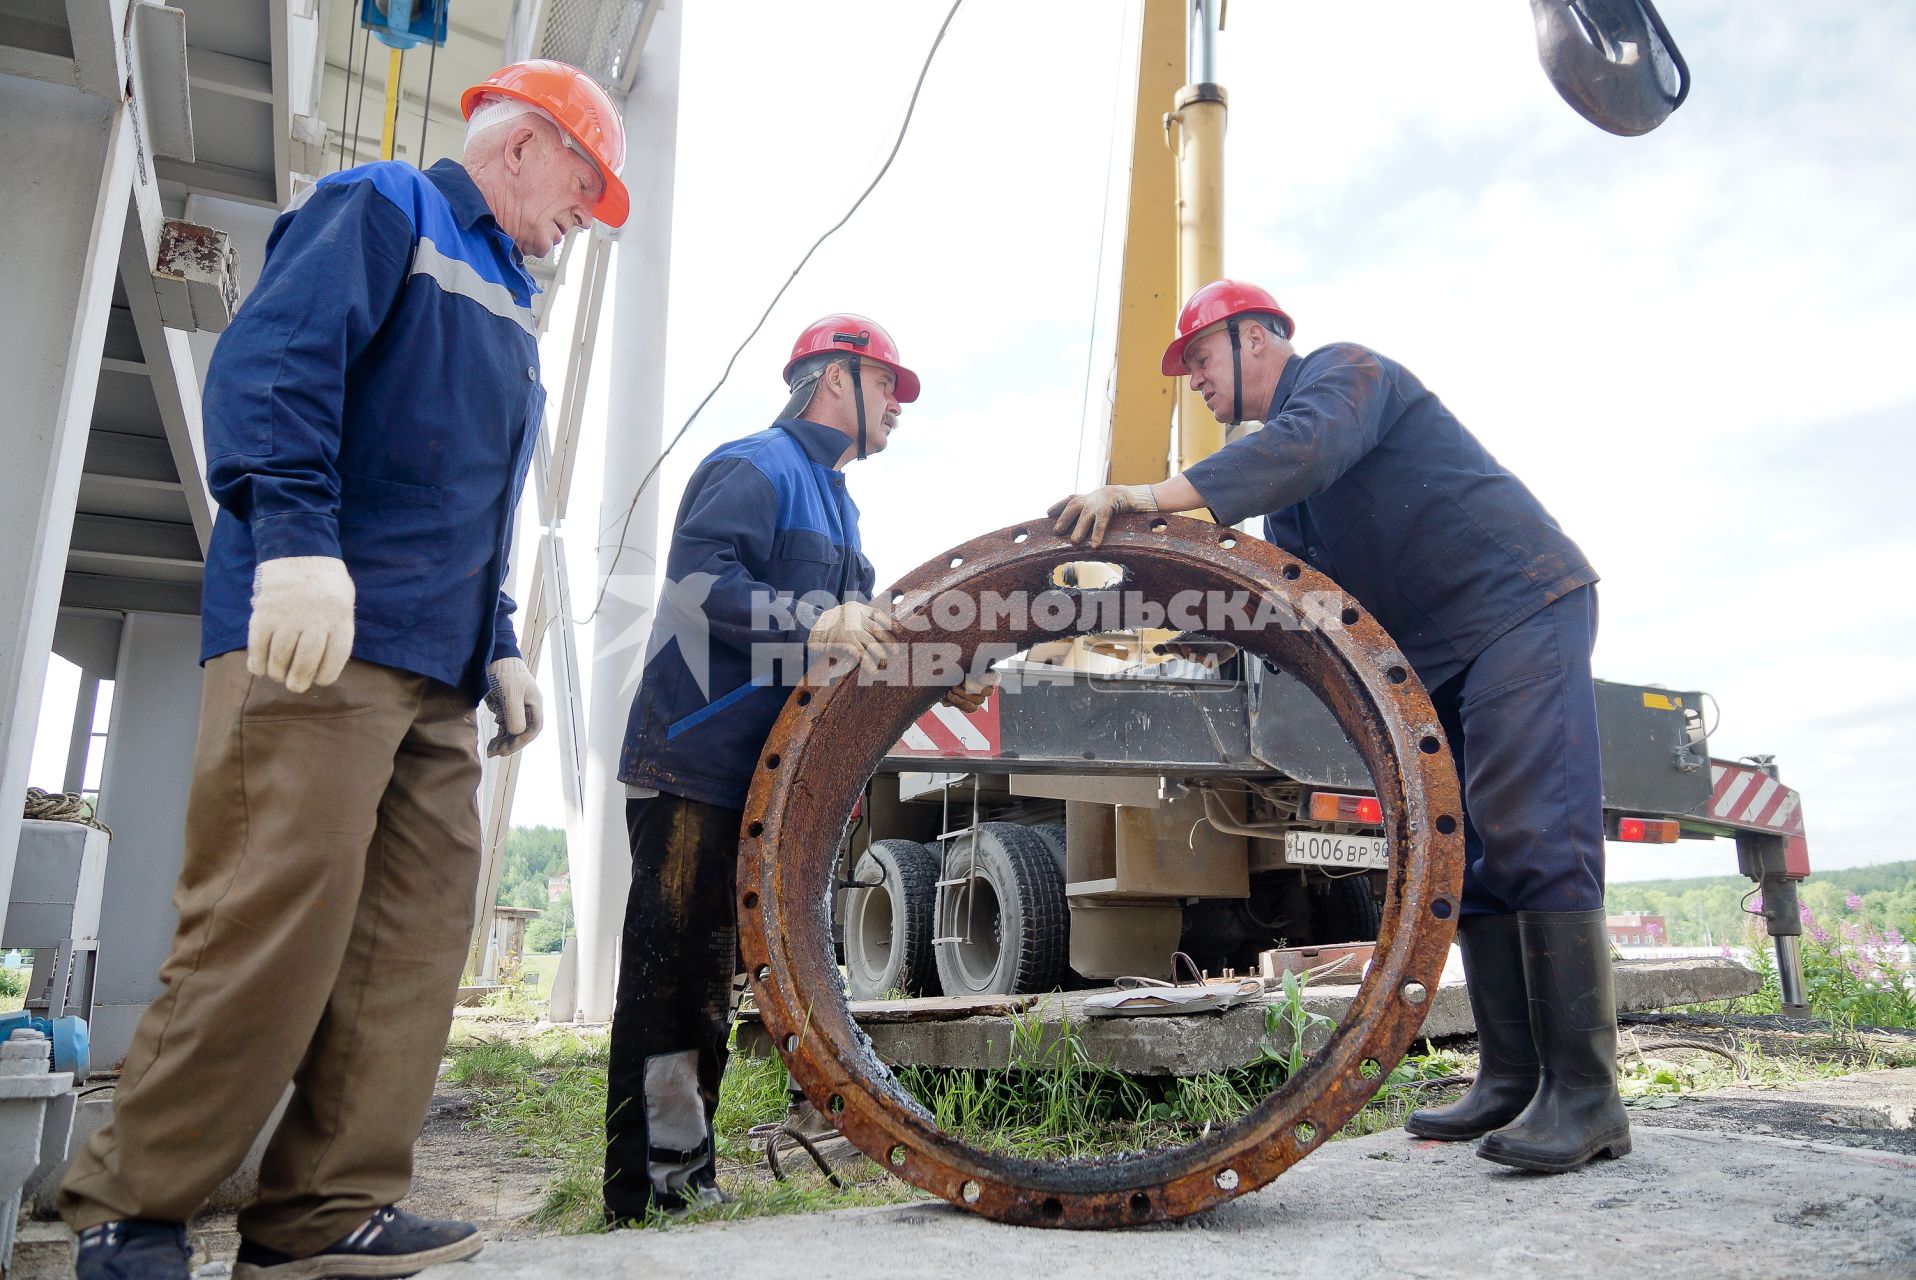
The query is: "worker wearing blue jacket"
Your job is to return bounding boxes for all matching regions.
[62,62,631,1280]
[1050,279,1629,1176]
[605,315,984,1222]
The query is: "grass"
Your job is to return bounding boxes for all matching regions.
[444,964,1916,1236]
[444,1028,922,1235]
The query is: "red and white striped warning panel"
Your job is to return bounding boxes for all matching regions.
[1706,760,1810,877]
[890,696,1003,759]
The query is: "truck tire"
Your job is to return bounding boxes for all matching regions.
[1312,873,1383,944]
[1030,821,1068,877]
[934,822,1068,997]
[844,839,939,999]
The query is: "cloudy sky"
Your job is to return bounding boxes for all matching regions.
[30,1,1913,883]
[517,0,1916,881]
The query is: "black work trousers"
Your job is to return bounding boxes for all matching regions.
[604,793,742,1220]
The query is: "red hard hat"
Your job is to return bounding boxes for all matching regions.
[1160,279,1295,375]
[783,314,920,403]
[461,60,629,228]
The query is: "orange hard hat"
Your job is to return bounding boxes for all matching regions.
[783,314,920,403]
[461,60,629,228]
[1160,279,1295,375]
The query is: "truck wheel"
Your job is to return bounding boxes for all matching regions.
[934,822,1068,997]
[844,839,939,999]
[1312,873,1383,944]
[1030,821,1067,877]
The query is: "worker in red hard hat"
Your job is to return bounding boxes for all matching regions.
[61,59,630,1280]
[1051,279,1626,1176]
[604,314,984,1223]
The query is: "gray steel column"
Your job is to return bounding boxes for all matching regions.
[572,5,681,1022]
[0,78,136,936]
[89,612,204,1069]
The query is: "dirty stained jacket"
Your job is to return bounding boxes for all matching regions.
[197,158,541,702]
[1182,343,1595,689]
[621,418,875,810]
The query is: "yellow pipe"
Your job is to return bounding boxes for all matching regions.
[379,46,404,161]
[1168,82,1228,472]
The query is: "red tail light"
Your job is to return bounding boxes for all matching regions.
[1617,816,1680,844]
[1308,792,1383,826]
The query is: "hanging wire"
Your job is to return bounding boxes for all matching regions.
[418,24,440,166]
[349,22,373,167]
[1071,3,1130,492]
[578,0,965,627]
[338,8,360,172]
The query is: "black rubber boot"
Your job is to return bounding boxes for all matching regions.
[1477,908,1631,1172]
[1405,914,1538,1141]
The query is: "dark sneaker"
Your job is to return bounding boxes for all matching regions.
[230,1205,482,1279]
[74,1219,192,1280]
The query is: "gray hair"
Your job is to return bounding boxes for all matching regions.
[780,353,852,419]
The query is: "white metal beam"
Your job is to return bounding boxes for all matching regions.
[573,3,681,1022]
[0,81,137,939]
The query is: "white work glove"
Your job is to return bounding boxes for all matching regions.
[485,657,543,757]
[1047,483,1159,548]
[248,556,356,693]
[809,600,899,676]
[941,671,1001,714]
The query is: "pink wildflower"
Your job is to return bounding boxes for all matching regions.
[1811,924,1831,945]
[1845,893,1863,912]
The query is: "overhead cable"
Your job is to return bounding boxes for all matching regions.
[580,0,965,625]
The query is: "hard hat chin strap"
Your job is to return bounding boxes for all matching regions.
[1227,317,1244,425]
[849,353,867,461]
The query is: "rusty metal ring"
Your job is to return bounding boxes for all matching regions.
[738,515,1464,1228]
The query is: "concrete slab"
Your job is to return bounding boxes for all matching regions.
[424,1067,1916,1280]
[738,958,1761,1075]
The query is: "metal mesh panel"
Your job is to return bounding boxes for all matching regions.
[538,0,649,90]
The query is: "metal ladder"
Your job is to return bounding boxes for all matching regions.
[930,773,984,947]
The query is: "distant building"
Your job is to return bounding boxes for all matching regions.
[546,872,571,903]
[1607,913,1667,947]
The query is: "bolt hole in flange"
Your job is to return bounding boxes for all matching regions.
[739,516,1462,1228]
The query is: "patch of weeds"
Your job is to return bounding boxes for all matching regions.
[445,1028,910,1234]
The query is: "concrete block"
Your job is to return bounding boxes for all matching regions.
[740,957,1762,1076]
[4,822,108,949]
[151,219,238,333]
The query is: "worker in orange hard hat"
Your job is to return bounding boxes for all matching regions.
[1050,279,1626,1176]
[61,59,632,1280]
[603,315,985,1223]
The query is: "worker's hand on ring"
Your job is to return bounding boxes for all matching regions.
[485,656,544,757]
[247,555,356,694]
[1155,637,1238,673]
[810,600,900,677]
[1046,483,1159,548]
[941,671,1001,714]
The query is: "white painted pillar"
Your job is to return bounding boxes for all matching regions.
[0,78,136,937]
[88,612,204,1069]
[572,7,681,1022]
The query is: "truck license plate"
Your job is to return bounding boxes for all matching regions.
[1284,831,1389,870]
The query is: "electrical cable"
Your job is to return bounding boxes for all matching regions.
[580,0,965,626]
[350,23,373,167]
[1071,3,1129,491]
[339,10,360,172]
[418,23,439,166]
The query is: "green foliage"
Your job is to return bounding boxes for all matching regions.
[1686,897,1916,1029]
[498,826,569,910]
[1606,860,1916,948]
[0,967,24,1001]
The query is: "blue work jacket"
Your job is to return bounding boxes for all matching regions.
[1184,343,1595,688]
[198,159,541,702]
[620,418,875,810]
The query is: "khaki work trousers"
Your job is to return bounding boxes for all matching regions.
[59,654,483,1254]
